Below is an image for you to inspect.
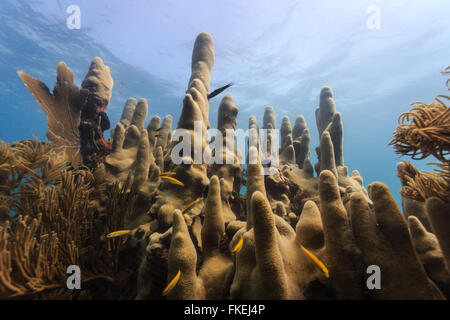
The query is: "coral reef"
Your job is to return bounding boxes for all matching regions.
[390,95,449,162]
[1,34,449,300]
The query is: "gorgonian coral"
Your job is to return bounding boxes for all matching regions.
[391,68,450,204]
[390,96,450,162]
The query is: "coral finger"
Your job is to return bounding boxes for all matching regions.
[274,214,296,239]
[316,86,336,137]
[319,131,338,177]
[263,106,276,130]
[189,86,209,128]
[167,210,197,299]
[202,176,224,254]
[178,93,204,130]
[156,115,173,150]
[147,115,161,147]
[133,130,151,189]
[111,122,125,152]
[349,192,381,257]
[155,146,164,172]
[251,191,288,299]
[131,98,148,129]
[147,115,161,132]
[303,158,314,177]
[319,170,363,299]
[409,216,450,298]
[218,94,239,132]
[149,163,161,182]
[295,128,310,168]
[426,197,450,269]
[280,144,295,165]
[120,98,137,126]
[327,112,344,166]
[295,200,324,250]
[292,115,307,140]
[280,116,292,154]
[123,125,141,149]
[189,32,214,93]
[370,182,413,252]
[246,146,265,229]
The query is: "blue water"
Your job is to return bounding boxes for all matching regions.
[1,0,449,206]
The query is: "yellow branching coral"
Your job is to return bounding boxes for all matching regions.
[391,68,450,204]
[0,140,141,299]
[397,161,449,203]
[390,95,450,162]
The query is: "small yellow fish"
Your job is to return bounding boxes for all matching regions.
[182,197,202,213]
[230,236,244,255]
[160,172,176,176]
[106,230,131,239]
[162,269,181,296]
[155,133,164,137]
[300,245,329,278]
[160,176,184,186]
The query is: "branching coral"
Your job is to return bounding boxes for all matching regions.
[397,161,449,203]
[0,141,139,299]
[390,96,450,162]
[391,69,450,205]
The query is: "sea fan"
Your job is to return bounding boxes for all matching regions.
[17,63,86,166]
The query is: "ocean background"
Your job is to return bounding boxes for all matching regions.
[0,0,449,205]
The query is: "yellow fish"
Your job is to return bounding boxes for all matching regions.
[182,197,203,213]
[154,195,163,199]
[162,269,181,296]
[160,172,176,176]
[300,245,329,278]
[230,236,244,255]
[106,230,131,238]
[155,133,164,137]
[160,176,184,186]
